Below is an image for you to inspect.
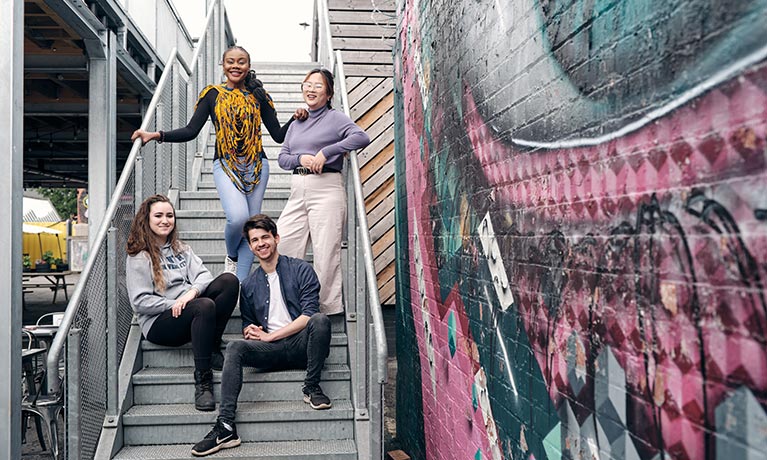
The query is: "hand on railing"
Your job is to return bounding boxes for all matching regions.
[130,129,162,146]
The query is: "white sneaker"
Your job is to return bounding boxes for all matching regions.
[224,256,237,274]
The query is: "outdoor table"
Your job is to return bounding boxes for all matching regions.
[22,270,73,304]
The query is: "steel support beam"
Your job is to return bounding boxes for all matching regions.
[88,31,118,245]
[0,0,24,458]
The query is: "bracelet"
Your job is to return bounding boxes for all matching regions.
[157,131,165,144]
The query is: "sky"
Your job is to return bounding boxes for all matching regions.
[174,0,315,62]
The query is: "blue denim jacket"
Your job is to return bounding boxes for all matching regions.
[239,255,320,332]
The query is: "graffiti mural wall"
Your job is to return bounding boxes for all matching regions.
[393,1,767,459]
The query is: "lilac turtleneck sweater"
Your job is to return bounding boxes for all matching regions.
[278,105,371,172]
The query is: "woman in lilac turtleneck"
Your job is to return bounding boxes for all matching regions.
[277,69,370,315]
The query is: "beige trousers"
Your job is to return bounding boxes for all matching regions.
[277,172,346,314]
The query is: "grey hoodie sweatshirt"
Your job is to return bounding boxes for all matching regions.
[126,242,213,337]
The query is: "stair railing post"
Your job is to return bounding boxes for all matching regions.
[355,225,370,419]
[67,328,82,460]
[369,323,384,460]
[105,227,119,420]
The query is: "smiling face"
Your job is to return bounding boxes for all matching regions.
[222,48,250,89]
[247,227,280,263]
[148,201,175,243]
[302,72,330,110]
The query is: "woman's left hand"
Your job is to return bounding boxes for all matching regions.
[294,108,309,121]
[311,151,326,174]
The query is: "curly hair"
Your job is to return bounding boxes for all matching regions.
[126,194,183,293]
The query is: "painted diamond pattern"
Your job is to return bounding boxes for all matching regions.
[715,387,767,460]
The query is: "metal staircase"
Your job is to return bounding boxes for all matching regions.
[110,62,358,460]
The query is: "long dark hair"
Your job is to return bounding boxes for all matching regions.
[221,45,268,102]
[305,68,335,109]
[126,194,183,293]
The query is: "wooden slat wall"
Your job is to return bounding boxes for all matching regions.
[328,0,397,305]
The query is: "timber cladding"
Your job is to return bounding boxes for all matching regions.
[329,0,396,305]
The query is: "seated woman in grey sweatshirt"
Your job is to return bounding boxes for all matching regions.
[126,194,238,411]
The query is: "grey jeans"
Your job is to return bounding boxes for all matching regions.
[218,313,331,423]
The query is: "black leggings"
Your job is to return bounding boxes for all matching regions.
[146,273,239,371]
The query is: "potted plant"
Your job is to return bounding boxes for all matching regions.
[54,257,69,272]
[34,257,50,272]
[23,254,31,272]
[37,250,55,271]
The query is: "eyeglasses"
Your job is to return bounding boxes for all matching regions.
[301,82,325,91]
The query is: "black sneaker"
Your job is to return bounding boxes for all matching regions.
[191,419,241,457]
[211,350,225,371]
[302,384,332,410]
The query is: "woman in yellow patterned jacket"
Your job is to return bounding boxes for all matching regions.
[132,46,307,280]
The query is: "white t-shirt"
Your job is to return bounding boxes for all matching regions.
[265,271,292,332]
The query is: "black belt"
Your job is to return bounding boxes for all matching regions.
[293,166,341,175]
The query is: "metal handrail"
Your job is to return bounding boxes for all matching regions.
[189,0,219,72]
[317,0,335,70]
[45,47,185,394]
[335,50,388,383]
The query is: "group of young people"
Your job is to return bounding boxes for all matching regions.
[126,45,370,457]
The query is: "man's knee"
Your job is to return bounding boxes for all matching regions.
[225,340,249,360]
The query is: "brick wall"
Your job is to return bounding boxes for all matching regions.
[393,1,767,459]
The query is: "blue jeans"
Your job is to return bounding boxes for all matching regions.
[217,313,331,423]
[212,158,269,280]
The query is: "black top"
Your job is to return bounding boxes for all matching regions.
[162,86,294,160]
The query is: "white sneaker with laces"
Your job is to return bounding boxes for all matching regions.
[224,256,237,274]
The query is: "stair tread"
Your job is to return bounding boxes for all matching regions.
[179,190,290,199]
[133,364,350,383]
[175,209,281,218]
[141,333,347,350]
[123,400,353,424]
[113,439,356,459]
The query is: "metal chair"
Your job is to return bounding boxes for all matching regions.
[21,360,64,460]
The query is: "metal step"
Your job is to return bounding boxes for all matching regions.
[196,174,293,191]
[122,400,354,444]
[198,169,293,188]
[178,189,290,211]
[132,365,351,405]
[112,439,356,460]
[141,333,348,367]
[174,209,280,231]
[199,156,288,171]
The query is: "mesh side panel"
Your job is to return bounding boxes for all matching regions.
[114,172,136,361]
[73,241,108,460]
[157,78,174,194]
[174,65,189,191]
[142,116,158,198]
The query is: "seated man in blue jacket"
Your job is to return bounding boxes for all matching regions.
[191,214,332,457]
